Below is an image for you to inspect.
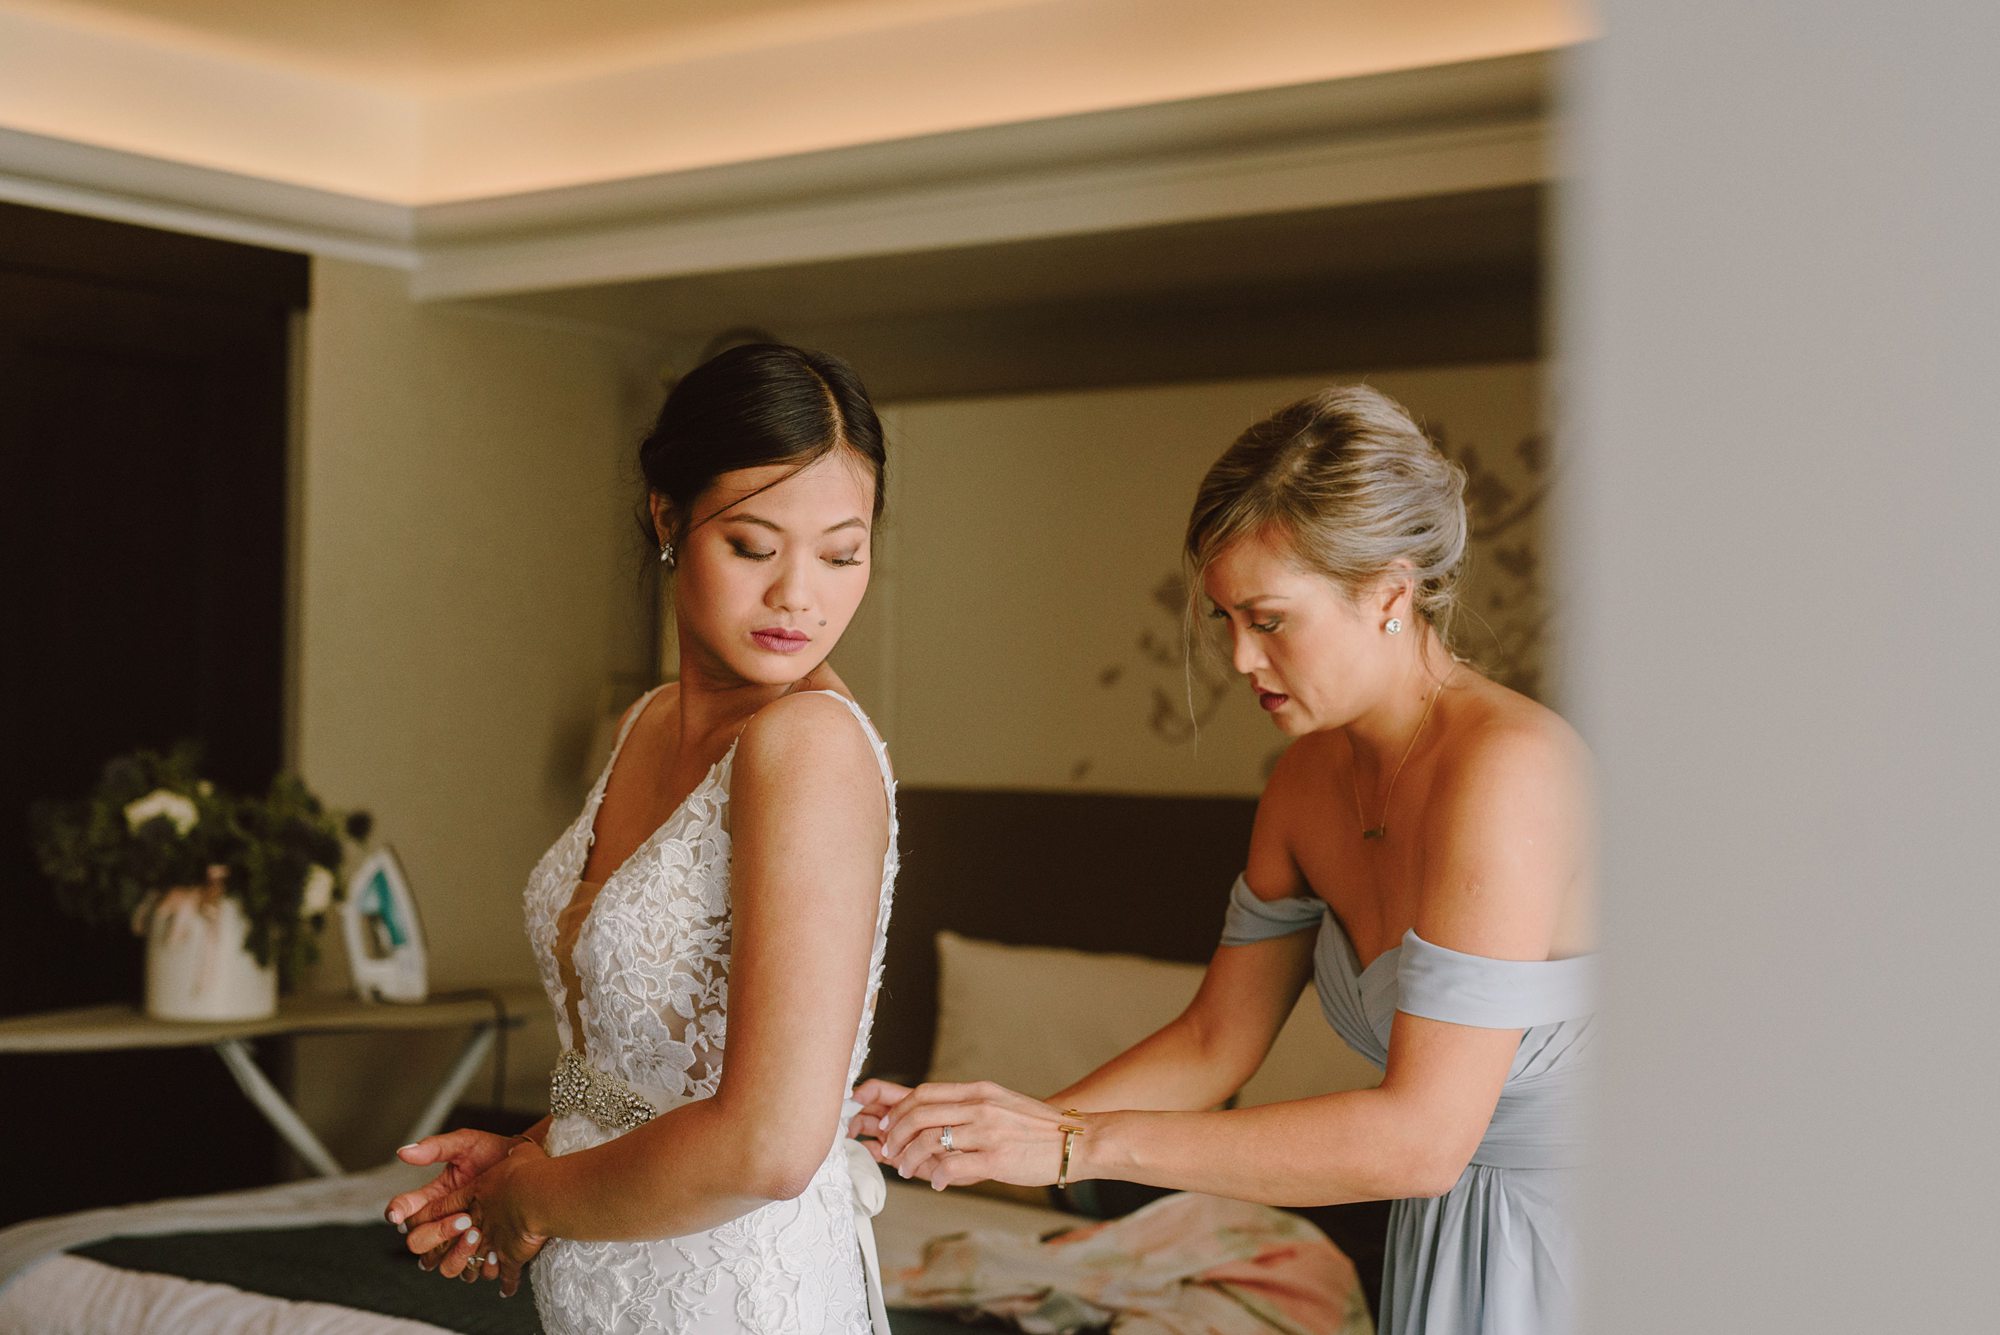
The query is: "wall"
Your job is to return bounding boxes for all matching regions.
[1570,5,2000,1329]
[290,259,663,1163]
[839,361,1550,797]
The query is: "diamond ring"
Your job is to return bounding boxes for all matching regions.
[940,1125,957,1152]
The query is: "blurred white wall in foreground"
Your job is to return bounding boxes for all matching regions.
[1568,4,2000,1328]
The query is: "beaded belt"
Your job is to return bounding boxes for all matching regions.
[548,1049,660,1131]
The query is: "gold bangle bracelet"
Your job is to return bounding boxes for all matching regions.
[1056,1109,1087,1188]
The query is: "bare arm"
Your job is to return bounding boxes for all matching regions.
[881,722,1585,1204]
[507,694,889,1241]
[1044,934,1313,1114]
[1051,742,1319,1112]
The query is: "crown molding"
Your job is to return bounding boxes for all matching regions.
[0,51,1552,296]
[0,127,415,267]
[412,52,1552,300]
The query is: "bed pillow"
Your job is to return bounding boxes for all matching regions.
[928,932,1204,1096]
[927,931,1381,1106]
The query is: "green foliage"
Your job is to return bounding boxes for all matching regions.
[30,745,372,991]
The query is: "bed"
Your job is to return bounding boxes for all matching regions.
[0,1159,1090,1334]
[0,786,1386,1332]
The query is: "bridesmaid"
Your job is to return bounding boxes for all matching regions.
[858,386,1597,1334]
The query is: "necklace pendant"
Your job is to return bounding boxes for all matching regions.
[1362,826,1387,840]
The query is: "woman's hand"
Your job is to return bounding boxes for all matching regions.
[385,1128,517,1234]
[846,1078,913,1163]
[875,1081,1080,1191]
[402,1138,551,1298]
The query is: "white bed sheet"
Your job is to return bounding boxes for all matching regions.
[0,1160,1086,1333]
[0,1161,438,1335]
[0,1161,430,1292]
[0,1255,453,1335]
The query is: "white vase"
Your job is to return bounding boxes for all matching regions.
[144,880,277,1022]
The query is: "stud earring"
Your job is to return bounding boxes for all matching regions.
[659,542,676,568]
[1385,618,1403,635]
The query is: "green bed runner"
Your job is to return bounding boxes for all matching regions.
[68,1222,1015,1333]
[72,1223,540,1334]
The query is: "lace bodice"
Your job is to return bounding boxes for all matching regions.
[520,687,898,1334]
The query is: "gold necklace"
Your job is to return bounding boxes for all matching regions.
[1351,669,1452,841]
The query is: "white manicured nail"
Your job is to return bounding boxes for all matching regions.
[453,1217,471,1232]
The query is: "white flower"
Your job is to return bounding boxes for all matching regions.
[124,789,199,836]
[301,866,337,917]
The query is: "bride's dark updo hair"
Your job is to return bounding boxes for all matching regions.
[639,343,885,551]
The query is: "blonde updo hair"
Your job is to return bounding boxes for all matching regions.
[1185,385,1469,643]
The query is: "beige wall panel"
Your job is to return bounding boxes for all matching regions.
[864,360,1547,797]
[291,259,662,1163]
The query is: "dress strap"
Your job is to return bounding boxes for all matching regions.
[1395,929,1597,1029]
[593,684,666,795]
[1218,873,1326,945]
[793,690,896,802]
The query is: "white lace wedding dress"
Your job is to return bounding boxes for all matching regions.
[521,687,898,1334]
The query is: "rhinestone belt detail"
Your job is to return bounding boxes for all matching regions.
[549,1049,659,1131]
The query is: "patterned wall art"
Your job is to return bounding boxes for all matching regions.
[865,362,1547,796]
[1441,421,1556,701]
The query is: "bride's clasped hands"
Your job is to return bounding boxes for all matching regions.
[852,1077,1088,1192]
[384,1129,550,1298]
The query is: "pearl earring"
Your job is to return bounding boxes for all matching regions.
[659,542,675,568]
[1385,618,1403,635]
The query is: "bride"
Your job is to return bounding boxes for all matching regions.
[384,343,898,1334]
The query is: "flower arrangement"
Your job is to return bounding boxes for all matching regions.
[31,744,372,990]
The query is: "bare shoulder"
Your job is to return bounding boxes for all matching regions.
[1436,681,1590,807]
[617,679,678,733]
[1265,731,1333,795]
[1417,682,1592,958]
[1243,736,1331,900]
[733,691,886,813]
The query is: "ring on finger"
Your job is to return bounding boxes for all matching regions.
[940,1124,958,1153]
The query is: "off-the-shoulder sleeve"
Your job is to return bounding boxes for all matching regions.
[1395,929,1596,1029]
[1218,873,1325,945]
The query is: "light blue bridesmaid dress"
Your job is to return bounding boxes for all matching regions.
[1220,875,1596,1335]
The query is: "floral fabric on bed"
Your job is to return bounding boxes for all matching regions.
[886,1190,1372,1335]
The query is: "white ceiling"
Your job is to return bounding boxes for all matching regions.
[0,0,1586,203]
[1,0,1031,95]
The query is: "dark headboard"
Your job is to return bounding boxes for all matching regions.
[870,784,1391,1319]
[868,785,1258,1081]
